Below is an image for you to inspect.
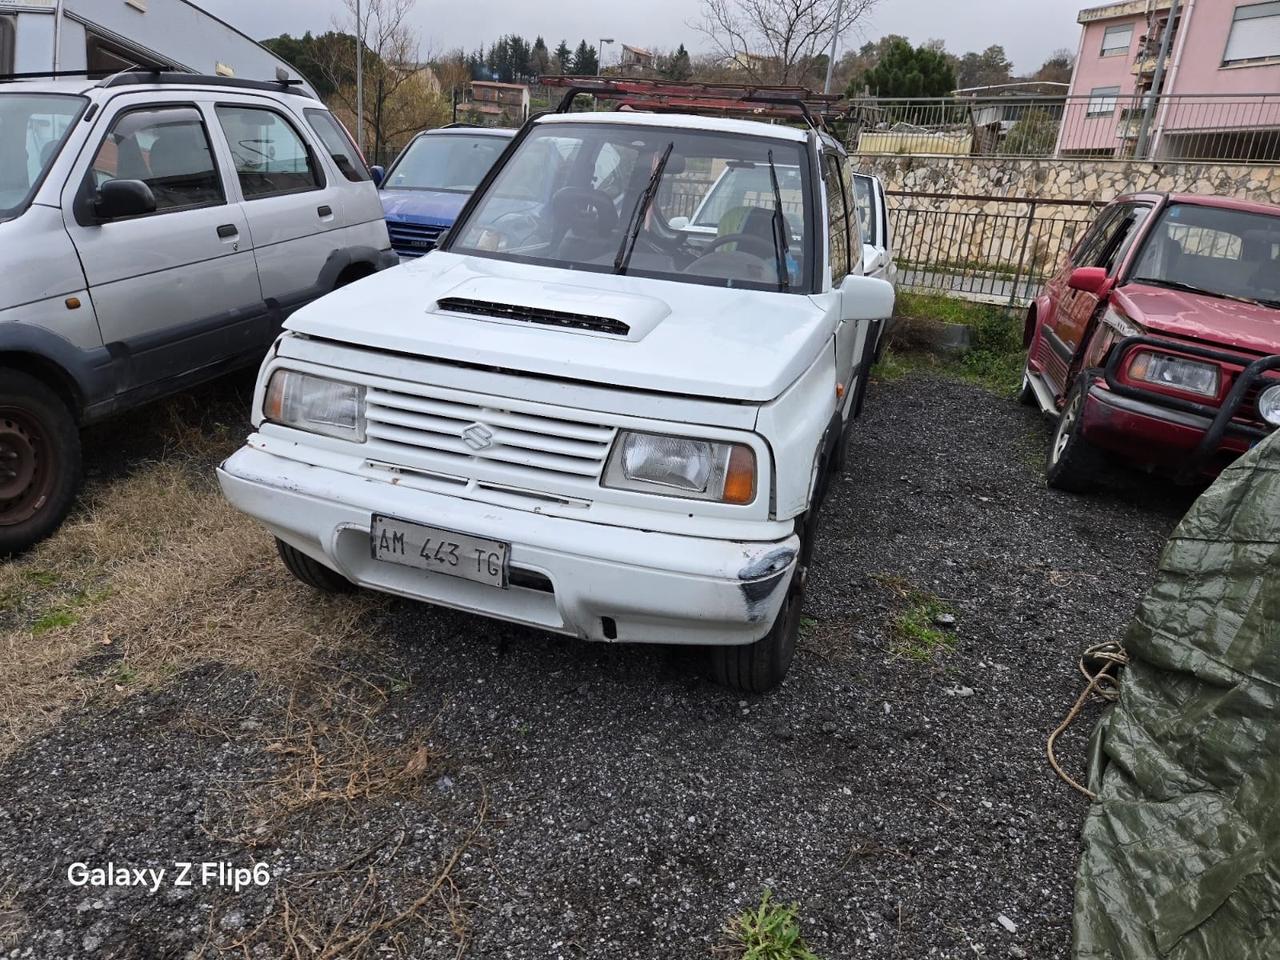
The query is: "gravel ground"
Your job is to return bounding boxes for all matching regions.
[0,371,1198,959]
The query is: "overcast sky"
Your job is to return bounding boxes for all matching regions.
[200,0,1085,76]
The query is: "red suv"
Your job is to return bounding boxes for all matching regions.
[1022,193,1280,490]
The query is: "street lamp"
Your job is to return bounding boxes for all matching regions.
[598,38,614,74]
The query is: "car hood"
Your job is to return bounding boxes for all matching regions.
[379,188,468,224]
[1115,284,1280,356]
[284,252,835,402]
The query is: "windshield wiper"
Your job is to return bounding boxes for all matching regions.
[615,141,674,276]
[1131,276,1280,309]
[766,150,790,292]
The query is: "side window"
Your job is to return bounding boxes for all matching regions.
[1071,206,1122,267]
[822,155,850,284]
[88,106,224,215]
[305,109,370,183]
[841,163,862,260]
[215,105,323,199]
[1100,205,1150,272]
[592,141,639,200]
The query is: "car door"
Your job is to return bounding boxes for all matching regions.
[211,98,345,318]
[823,153,869,422]
[62,98,261,394]
[1043,202,1151,394]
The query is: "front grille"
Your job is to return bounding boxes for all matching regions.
[436,297,631,337]
[364,386,616,480]
[387,220,445,257]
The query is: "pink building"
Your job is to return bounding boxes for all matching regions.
[1059,0,1280,161]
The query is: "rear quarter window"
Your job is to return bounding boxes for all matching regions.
[305,109,371,183]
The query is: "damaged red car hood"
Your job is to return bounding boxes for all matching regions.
[1115,284,1280,356]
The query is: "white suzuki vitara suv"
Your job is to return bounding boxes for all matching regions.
[218,87,895,692]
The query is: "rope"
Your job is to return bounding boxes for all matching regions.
[1047,642,1130,800]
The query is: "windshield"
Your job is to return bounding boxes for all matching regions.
[852,175,878,247]
[1129,203,1280,308]
[449,122,813,293]
[0,93,85,220]
[384,133,509,192]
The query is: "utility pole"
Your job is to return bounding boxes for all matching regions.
[1135,0,1181,160]
[52,0,65,71]
[356,0,365,156]
[823,0,846,94]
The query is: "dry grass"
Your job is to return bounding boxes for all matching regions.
[0,399,379,757]
[0,882,26,949]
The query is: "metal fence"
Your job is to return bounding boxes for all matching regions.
[848,94,1280,165]
[887,192,1105,307]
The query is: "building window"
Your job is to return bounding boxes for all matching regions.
[1224,2,1280,64]
[1087,86,1121,117]
[1101,23,1134,57]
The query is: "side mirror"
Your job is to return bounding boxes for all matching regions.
[93,179,156,221]
[1067,266,1110,297]
[370,165,385,188]
[667,216,690,229]
[840,275,896,321]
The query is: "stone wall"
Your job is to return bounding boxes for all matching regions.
[853,156,1280,303]
[853,155,1280,209]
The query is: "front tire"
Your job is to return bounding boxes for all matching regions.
[276,538,356,593]
[1046,376,1106,493]
[0,370,82,558]
[708,563,805,694]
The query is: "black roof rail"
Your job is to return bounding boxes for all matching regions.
[0,67,158,84]
[99,72,315,98]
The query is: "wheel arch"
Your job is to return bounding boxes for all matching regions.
[0,350,86,422]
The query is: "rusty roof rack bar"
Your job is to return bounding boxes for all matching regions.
[539,75,844,132]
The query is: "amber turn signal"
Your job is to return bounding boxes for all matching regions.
[722,445,756,504]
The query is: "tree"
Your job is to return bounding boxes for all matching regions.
[262,31,363,100]
[571,40,598,76]
[316,0,448,165]
[658,43,693,81]
[1004,109,1058,156]
[853,37,956,97]
[955,44,1013,90]
[531,36,551,77]
[692,0,881,85]
[553,39,572,74]
[1033,48,1075,85]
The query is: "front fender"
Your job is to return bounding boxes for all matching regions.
[0,322,116,419]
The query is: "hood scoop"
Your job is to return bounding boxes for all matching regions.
[437,296,630,337]
[430,276,669,342]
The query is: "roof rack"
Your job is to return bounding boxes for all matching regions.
[0,68,313,98]
[100,71,313,98]
[539,75,844,133]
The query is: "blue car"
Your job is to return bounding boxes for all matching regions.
[378,125,515,261]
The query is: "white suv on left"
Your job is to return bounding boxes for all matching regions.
[218,103,894,691]
[0,73,393,556]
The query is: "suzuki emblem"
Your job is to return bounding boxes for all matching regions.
[461,423,495,451]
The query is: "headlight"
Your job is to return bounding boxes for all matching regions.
[602,431,756,504]
[1259,384,1280,427]
[264,371,366,441]
[1127,350,1220,398]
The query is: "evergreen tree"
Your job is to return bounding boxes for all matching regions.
[553,40,572,74]
[571,40,598,76]
[659,43,692,81]
[854,38,956,98]
[531,36,551,76]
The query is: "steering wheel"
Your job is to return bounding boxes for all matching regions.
[701,232,777,260]
[550,187,619,238]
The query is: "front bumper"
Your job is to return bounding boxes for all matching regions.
[1089,336,1280,475]
[217,446,799,647]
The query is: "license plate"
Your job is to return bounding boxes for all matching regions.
[370,515,508,588]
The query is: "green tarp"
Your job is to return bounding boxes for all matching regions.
[1074,431,1280,959]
